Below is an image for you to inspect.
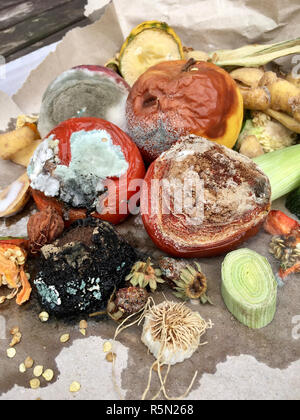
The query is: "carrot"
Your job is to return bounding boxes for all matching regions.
[264,210,299,236]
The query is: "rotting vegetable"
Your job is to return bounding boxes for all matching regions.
[118,21,185,86]
[126,59,244,161]
[141,134,271,258]
[237,112,297,154]
[34,218,137,317]
[253,144,300,201]
[29,117,146,226]
[221,248,277,329]
[0,244,32,306]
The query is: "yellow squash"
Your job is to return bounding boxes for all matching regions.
[119,21,185,86]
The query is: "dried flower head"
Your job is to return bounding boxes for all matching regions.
[27,207,64,254]
[126,258,164,292]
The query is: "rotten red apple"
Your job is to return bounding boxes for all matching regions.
[126,60,243,162]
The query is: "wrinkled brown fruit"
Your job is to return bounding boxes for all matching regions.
[27,207,64,254]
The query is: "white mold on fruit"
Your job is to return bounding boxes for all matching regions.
[37,66,131,138]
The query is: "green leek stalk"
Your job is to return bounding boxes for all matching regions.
[253,144,300,201]
[211,38,300,67]
[221,249,277,329]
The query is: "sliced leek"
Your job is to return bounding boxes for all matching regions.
[253,144,300,201]
[221,249,277,329]
[211,38,300,67]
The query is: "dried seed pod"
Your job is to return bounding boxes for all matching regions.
[27,207,64,254]
[107,286,149,322]
[159,257,212,304]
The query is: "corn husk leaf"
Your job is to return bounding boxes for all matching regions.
[211,38,300,67]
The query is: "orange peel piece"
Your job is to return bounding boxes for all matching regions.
[16,269,32,305]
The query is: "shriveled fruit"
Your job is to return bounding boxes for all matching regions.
[141,135,271,257]
[38,65,131,137]
[126,60,244,162]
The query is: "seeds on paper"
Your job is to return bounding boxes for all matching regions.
[60,334,70,343]
[24,356,34,369]
[80,329,86,336]
[30,378,40,389]
[70,381,81,393]
[19,363,26,373]
[39,312,49,322]
[79,320,88,330]
[106,352,116,363]
[10,332,22,347]
[10,327,19,335]
[33,365,44,377]
[103,341,112,353]
[42,369,54,382]
[7,348,16,358]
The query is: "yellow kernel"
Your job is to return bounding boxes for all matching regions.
[30,378,40,389]
[70,381,81,393]
[60,334,70,343]
[19,363,26,373]
[103,341,112,353]
[33,365,44,377]
[42,369,54,382]
[7,348,16,358]
[39,312,49,322]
